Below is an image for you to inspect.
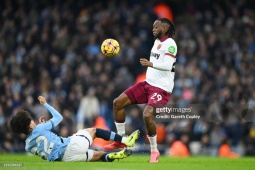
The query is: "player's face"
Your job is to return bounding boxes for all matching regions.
[152,20,164,39]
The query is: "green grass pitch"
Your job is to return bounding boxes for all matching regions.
[0,154,254,170]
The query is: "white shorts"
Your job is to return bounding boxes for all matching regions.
[62,129,94,162]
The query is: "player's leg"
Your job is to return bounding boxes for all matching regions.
[103,93,132,150]
[143,105,160,163]
[104,82,147,150]
[114,81,148,135]
[61,130,93,162]
[145,83,171,163]
[113,93,132,135]
[62,129,132,162]
[85,128,140,147]
[114,81,148,136]
[90,150,106,161]
[62,144,132,162]
[90,149,132,162]
[143,106,156,137]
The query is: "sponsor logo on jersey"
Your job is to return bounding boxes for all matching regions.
[150,52,160,59]
[157,44,162,50]
[168,46,176,54]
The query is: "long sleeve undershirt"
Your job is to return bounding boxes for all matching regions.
[43,103,63,127]
[152,55,175,71]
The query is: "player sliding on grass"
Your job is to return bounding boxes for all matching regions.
[104,18,177,163]
[9,96,139,162]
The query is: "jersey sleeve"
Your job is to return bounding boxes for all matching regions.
[163,39,177,58]
[43,103,63,128]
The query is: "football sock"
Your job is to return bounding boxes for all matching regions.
[115,122,125,135]
[121,137,128,144]
[148,135,158,152]
[95,128,123,142]
[100,153,114,162]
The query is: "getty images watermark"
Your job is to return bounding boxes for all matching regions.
[155,106,200,119]
[0,163,23,167]
[154,104,255,122]
[154,105,202,121]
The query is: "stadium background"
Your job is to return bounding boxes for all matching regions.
[0,0,255,157]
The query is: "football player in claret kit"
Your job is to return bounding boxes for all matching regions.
[9,96,139,162]
[104,18,177,163]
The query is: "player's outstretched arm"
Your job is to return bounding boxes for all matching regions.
[140,57,175,71]
[38,96,63,127]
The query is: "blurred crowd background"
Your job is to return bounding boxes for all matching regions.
[0,0,255,157]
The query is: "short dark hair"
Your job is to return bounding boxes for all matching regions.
[9,110,32,135]
[157,18,175,38]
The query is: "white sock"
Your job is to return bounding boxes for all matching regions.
[121,137,127,144]
[148,135,158,152]
[115,122,125,136]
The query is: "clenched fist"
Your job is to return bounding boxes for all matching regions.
[38,96,47,105]
[140,58,153,67]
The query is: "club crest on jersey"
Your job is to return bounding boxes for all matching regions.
[157,44,162,50]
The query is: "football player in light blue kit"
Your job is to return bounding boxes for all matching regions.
[10,96,139,162]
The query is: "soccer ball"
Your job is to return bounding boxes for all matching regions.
[101,39,120,57]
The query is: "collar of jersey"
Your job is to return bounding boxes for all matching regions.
[159,36,169,42]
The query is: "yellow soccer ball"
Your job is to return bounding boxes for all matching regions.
[101,39,120,57]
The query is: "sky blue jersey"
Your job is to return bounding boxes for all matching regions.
[25,103,71,161]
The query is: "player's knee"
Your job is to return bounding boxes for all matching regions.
[143,106,153,119]
[113,97,122,110]
[91,128,97,135]
[85,128,96,138]
[143,111,151,119]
